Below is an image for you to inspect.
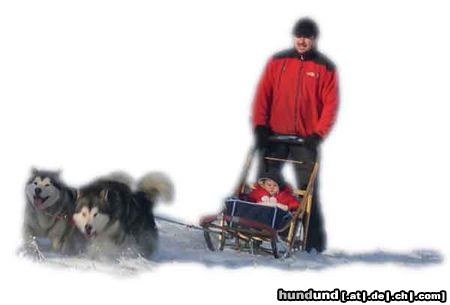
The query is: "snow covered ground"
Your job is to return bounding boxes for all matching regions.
[18,220,442,277]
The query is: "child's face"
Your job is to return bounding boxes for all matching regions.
[262,179,279,196]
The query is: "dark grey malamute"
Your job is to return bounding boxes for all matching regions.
[72,172,173,258]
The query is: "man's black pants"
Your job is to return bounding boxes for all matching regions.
[258,142,327,252]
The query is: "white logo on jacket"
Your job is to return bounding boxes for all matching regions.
[306,71,319,78]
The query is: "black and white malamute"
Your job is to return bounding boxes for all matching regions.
[72,172,173,257]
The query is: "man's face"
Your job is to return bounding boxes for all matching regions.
[293,36,315,54]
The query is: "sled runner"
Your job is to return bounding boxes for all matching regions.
[199,135,319,258]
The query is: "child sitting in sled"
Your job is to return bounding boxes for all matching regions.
[247,171,300,212]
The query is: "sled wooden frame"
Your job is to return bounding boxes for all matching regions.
[200,142,320,258]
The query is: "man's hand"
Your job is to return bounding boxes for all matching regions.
[254,125,272,149]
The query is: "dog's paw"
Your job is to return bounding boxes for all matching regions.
[18,240,46,261]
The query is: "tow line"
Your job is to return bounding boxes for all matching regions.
[154,214,221,235]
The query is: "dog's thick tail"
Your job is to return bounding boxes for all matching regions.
[136,172,174,204]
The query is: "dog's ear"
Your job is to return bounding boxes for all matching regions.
[100,189,118,206]
[75,190,82,201]
[100,189,109,204]
[31,167,38,176]
[100,189,122,220]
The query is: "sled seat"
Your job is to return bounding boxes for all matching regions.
[223,198,293,232]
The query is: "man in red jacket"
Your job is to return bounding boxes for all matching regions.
[252,18,339,253]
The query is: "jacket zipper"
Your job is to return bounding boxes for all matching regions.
[276,60,287,93]
[294,55,304,134]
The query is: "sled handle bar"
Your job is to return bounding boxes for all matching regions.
[268,134,305,145]
[265,135,306,164]
[264,156,304,165]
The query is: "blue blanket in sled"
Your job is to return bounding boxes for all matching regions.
[224,198,292,231]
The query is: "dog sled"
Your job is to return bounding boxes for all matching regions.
[199,135,319,258]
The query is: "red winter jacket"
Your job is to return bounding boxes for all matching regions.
[247,184,300,211]
[252,48,339,138]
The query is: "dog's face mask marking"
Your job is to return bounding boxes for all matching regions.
[26,176,61,210]
[73,206,111,238]
[73,190,114,238]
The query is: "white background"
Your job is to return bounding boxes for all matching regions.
[0,0,449,303]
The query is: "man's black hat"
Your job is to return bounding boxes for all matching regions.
[293,17,319,39]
